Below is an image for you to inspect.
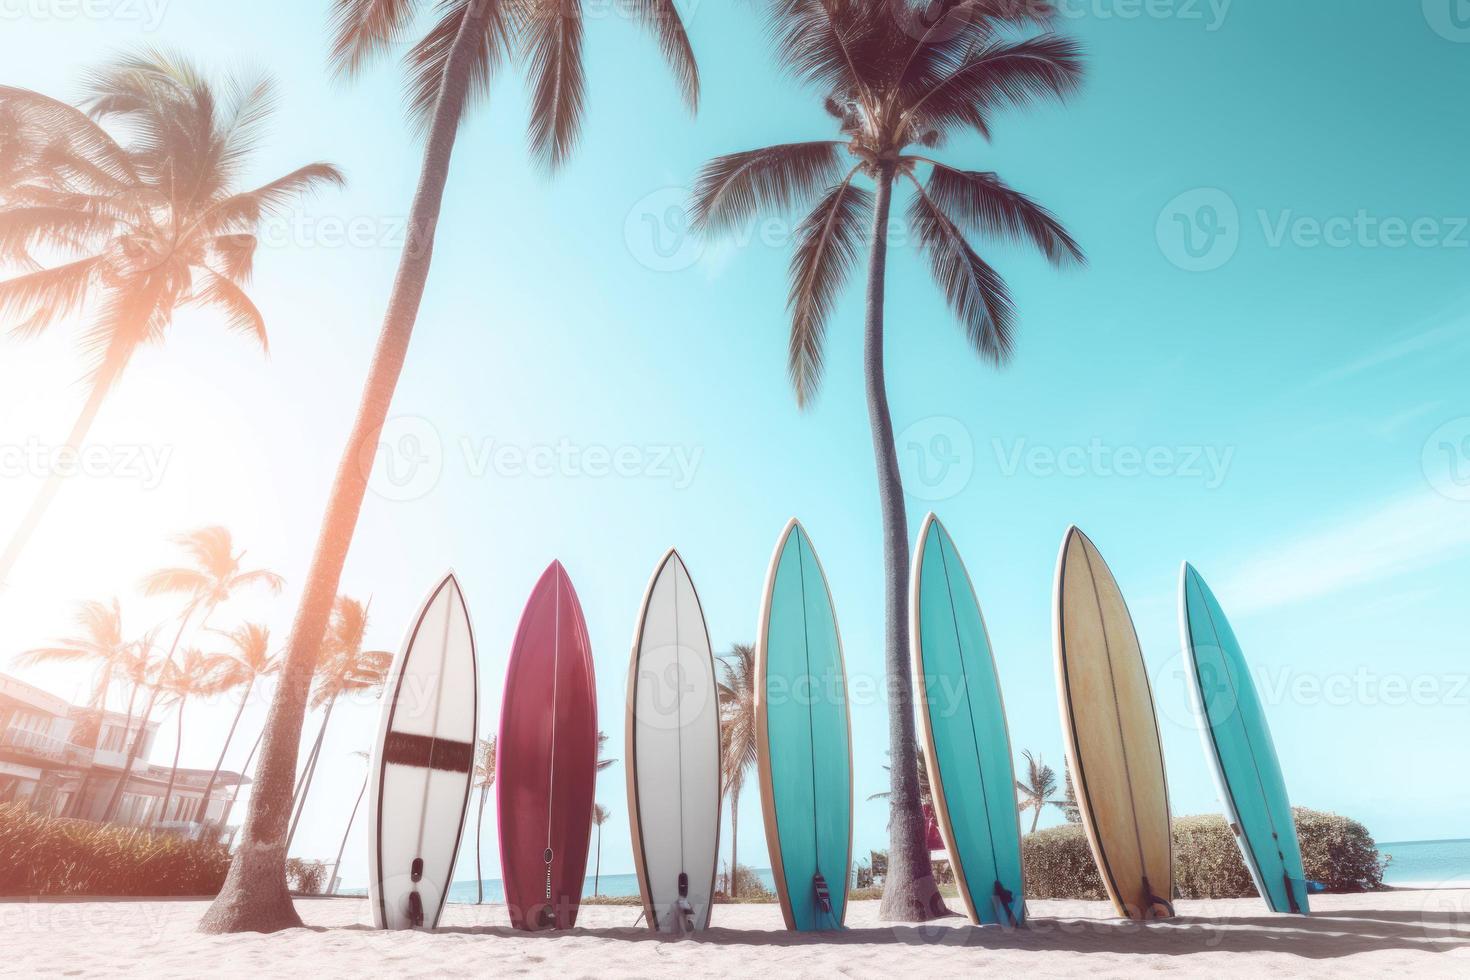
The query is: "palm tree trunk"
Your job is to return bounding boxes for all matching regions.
[866,163,945,923]
[475,785,488,904]
[100,605,206,823]
[594,825,602,896]
[221,725,264,828]
[1031,804,1041,834]
[729,781,740,899]
[327,771,368,896]
[285,698,335,852]
[156,700,186,825]
[0,376,111,588]
[200,5,491,935]
[197,678,254,829]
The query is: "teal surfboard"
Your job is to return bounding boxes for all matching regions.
[1179,563,1309,915]
[911,515,1025,926]
[756,519,852,931]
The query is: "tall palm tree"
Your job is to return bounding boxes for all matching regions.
[284,596,391,851]
[13,598,131,817]
[204,2,699,933]
[1015,749,1068,833]
[473,736,496,904]
[717,643,757,898]
[154,647,229,826]
[197,624,280,823]
[327,750,370,896]
[591,803,611,896]
[690,0,1084,921]
[101,527,284,822]
[0,53,343,588]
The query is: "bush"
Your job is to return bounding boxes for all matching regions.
[1023,808,1386,901]
[0,803,231,897]
[1023,824,1106,900]
[285,857,328,896]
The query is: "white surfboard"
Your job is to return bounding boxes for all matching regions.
[368,573,477,930]
[626,550,721,933]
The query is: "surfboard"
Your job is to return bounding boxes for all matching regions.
[626,549,721,933]
[368,572,477,930]
[910,514,1026,926]
[1179,563,1309,915]
[497,561,598,931]
[755,519,852,932]
[1053,527,1174,921]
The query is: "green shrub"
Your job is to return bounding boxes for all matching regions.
[1023,808,1386,901]
[714,864,775,903]
[0,803,230,896]
[284,857,328,896]
[1023,824,1106,900]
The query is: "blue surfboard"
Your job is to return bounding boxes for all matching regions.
[755,519,852,931]
[1179,563,1309,915]
[911,514,1025,926]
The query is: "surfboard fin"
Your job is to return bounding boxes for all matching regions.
[812,872,833,916]
[1283,872,1304,915]
[992,880,1018,928]
[1141,876,1175,919]
[408,858,425,927]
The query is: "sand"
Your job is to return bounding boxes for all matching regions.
[2,889,1467,978]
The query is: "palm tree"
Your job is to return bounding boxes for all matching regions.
[596,730,617,773]
[284,597,391,851]
[100,527,284,822]
[690,1,1084,921]
[0,53,343,588]
[473,736,496,904]
[13,598,132,817]
[717,643,757,898]
[204,1,700,933]
[591,803,611,896]
[196,624,280,823]
[154,647,229,826]
[1015,749,1069,833]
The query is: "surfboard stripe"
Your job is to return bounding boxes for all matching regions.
[383,732,475,773]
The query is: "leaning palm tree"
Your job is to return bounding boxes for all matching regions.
[1015,749,1067,833]
[326,750,371,896]
[203,2,699,933]
[13,598,131,817]
[196,624,280,821]
[690,0,1084,921]
[284,596,391,851]
[590,803,611,896]
[154,647,229,826]
[717,643,757,897]
[0,52,343,588]
[473,736,496,904]
[100,527,284,821]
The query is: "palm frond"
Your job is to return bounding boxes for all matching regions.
[907,176,1014,365]
[522,0,587,171]
[403,0,511,132]
[786,172,870,407]
[690,141,844,234]
[329,0,425,78]
[0,257,103,335]
[624,0,699,113]
[921,161,1083,266]
[189,271,268,351]
[140,567,211,598]
[905,33,1084,138]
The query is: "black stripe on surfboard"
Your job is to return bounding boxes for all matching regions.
[383,731,475,773]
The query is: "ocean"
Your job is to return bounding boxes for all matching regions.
[341,869,778,904]
[1378,839,1470,888]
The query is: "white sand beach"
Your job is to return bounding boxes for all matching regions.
[3,889,1467,978]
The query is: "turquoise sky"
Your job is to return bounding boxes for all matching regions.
[2,2,1468,893]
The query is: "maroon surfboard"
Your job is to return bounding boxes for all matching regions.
[496,561,598,931]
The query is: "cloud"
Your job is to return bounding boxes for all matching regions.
[1310,319,1468,388]
[1218,491,1470,614]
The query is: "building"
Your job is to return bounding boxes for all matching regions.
[0,671,250,833]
